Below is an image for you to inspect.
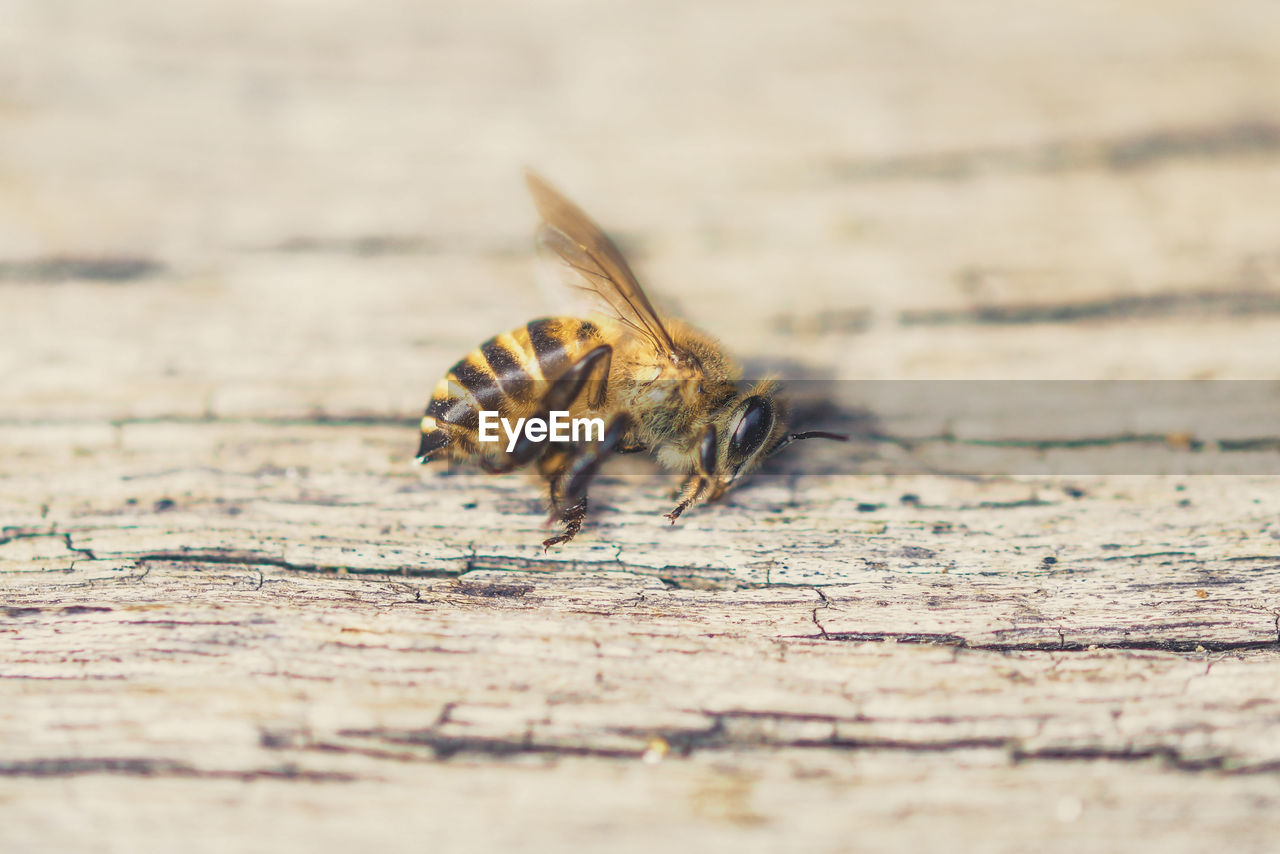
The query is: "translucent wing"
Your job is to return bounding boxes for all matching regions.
[525,171,679,359]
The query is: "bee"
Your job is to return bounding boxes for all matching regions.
[416,172,845,548]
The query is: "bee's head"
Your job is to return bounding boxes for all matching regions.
[696,386,845,501]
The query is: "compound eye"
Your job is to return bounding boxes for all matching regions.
[697,425,718,475]
[728,396,773,459]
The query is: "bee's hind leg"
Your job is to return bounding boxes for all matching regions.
[540,413,633,550]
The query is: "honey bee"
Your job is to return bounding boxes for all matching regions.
[416,172,845,548]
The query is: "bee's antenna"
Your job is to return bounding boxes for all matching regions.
[791,431,847,442]
[768,430,848,456]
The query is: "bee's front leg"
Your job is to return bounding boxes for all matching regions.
[665,475,707,523]
[665,423,717,523]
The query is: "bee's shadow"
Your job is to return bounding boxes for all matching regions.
[739,358,888,478]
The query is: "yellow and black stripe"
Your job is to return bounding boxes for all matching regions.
[416,317,604,461]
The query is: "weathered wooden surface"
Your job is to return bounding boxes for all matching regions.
[4,1,1280,852]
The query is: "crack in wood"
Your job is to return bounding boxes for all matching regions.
[899,289,1280,327]
[0,256,166,283]
[811,588,832,639]
[0,414,418,429]
[1009,745,1270,775]
[0,757,357,782]
[272,716,1280,776]
[796,631,968,646]
[0,531,98,561]
[131,552,460,578]
[330,730,642,761]
[791,633,1278,653]
[828,120,1280,183]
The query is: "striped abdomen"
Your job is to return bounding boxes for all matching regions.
[416,317,604,460]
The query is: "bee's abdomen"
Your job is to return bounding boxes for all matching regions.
[418,318,602,455]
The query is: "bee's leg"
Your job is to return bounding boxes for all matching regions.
[543,344,613,413]
[665,475,707,523]
[541,454,584,549]
[483,345,609,549]
[665,424,717,523]
[556,413,633,512]
[541,413,633,550]
[539,447,573,507]
[542,497,588,551]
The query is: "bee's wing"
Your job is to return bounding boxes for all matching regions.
[525,171,680,359]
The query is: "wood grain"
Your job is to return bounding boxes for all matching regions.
[3,1,1280,852]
